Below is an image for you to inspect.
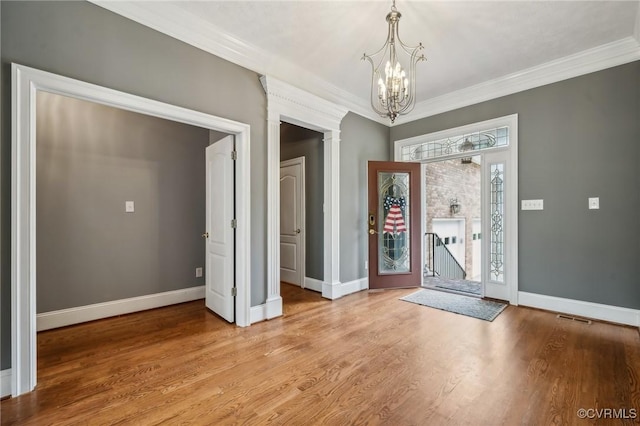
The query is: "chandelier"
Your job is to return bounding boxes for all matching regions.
[362,0,426,123]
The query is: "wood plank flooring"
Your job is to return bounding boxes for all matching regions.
[2,284,639,425]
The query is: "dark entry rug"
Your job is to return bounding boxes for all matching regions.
[424,276,482,296]
[400,289,507,321]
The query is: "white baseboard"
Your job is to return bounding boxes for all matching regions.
[304,277,324,293]
[339,277,369,297]
[264,296,282,320]
[37,286,205,331]
[1,369,11,398]
[252,277,368,321]
[250,303,268,324]
[250,296,283,324]
[518,291,640,327]
[322,277,368,300]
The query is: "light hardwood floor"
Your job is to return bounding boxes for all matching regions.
[2,284,639,425]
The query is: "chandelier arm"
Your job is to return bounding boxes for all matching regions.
[394,24,425,54]
[363,19,394,60]
[398,55,419,113]
[367,68,390,118]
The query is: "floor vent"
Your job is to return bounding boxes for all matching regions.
[556,314,592,324]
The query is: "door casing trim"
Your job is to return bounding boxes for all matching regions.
[11,63,252,396]
[261,76,348,310]
[393,114,518,304]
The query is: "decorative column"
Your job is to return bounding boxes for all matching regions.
[322,129,341,299]
[265,110,283,319]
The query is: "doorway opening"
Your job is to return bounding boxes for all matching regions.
[261,75,348,321]
[35,91,230,326]
[11,64,251,396]
[279,123,325,306]
[394,114,518,304]
[423,155,482,297]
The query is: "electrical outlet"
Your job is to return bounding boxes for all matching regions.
[195,267,203,278]
[588,197,599,210]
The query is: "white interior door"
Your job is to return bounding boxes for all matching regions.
[280,157,305,286]
[205,135,235,322]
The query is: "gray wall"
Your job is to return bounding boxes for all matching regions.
[36,92,208,312]
[280,123,324,281]
[340,112,390,283]
[1,1,268,370]
[391,62,640,310]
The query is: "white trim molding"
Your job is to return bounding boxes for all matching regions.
[261,75,348,307]
[394,37,640,125]
[304,277,324,293]
[339,278,369,297]
[394,114,519,305]
[89,1,383,125]
[11,63,252,397]
[249,297,284,324]
[322,278,368,300]
[519,292,640,327]
[37,287,205,332]
[90,1,640,127]
[250,303,268,324]
[1,369,11,399]
[393,114,519,161]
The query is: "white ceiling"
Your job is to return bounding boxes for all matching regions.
[94,1,640,125]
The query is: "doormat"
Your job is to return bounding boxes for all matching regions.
[424,276,481,296]
[400,289,507,321]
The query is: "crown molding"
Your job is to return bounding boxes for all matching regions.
[393,36,640,126]
[260,76,348,130]
[89,0,386,125]
[91,1,640,129]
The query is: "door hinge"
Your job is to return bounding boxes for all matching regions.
[231,219,237,229]
[231,287,237,297]
[231,150,237,161]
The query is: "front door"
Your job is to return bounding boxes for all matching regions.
[205,135,235,322]
[368,161,422,289]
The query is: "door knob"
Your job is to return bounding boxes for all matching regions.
[296,229,301,234]
[202,232,209,238]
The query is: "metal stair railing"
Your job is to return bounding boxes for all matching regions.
[424,232,467,280]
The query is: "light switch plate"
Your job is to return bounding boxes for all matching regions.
[125,201,135,213]
[521,199,544,210]
[588,197,599,210]
[195,267,203,278]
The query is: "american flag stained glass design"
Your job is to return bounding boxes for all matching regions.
[378,172,411,274]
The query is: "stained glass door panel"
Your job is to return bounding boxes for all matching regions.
[378,172,410,274]
[368,161,421,289]
[482,150,510,301]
